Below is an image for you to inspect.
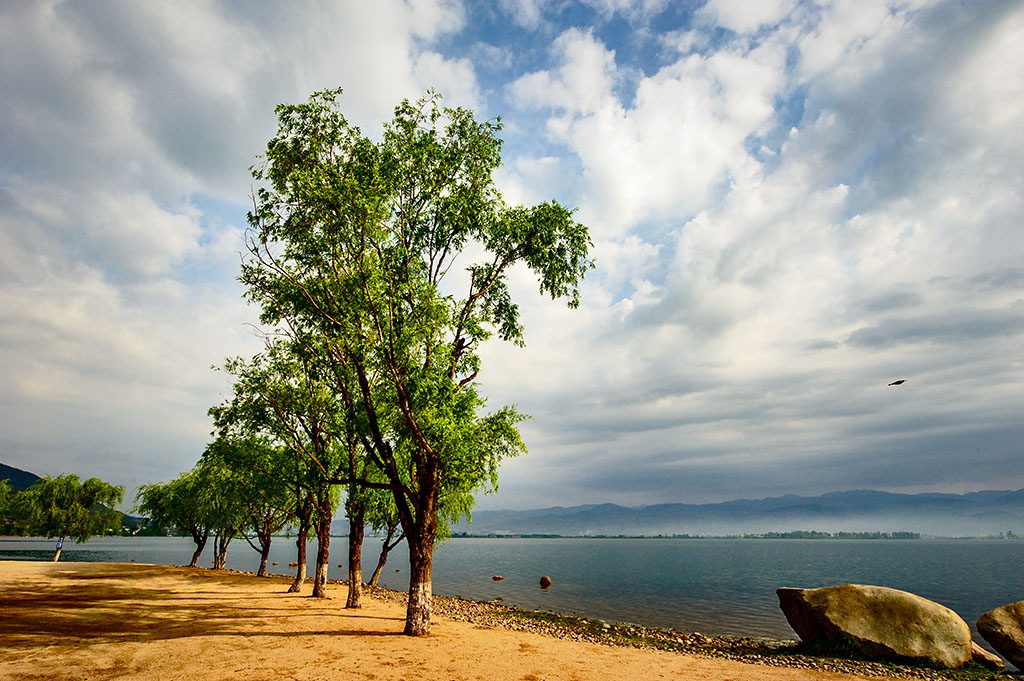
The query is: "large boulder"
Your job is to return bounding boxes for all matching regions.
[978,601,1024,670]
[777,584,973,668]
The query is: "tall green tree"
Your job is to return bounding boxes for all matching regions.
[203,436,294,577]
[242,89,592,634]
[214,341,352,597]
[136,470,216,567]
[16,475,124,561]
[193,446,252,570]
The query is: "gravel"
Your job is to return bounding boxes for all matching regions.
[345,582,1008,680]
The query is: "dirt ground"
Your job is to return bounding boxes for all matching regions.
[0,561,906,681]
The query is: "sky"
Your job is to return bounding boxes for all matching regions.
[1,0,1021,512]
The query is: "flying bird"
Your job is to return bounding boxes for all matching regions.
[888,379,907,386]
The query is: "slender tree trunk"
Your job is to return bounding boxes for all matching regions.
[368,550,386,588]
[214,534,231,570]
[312,508,331,598]
[346,504,365,608]
[52,536,64,563]
[256,532,272,577]
[289,521,309,593]
[369,524,402,587]
[189,530,208,568]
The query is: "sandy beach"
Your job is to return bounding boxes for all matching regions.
[0,561,937,681]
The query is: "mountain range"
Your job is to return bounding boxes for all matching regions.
[454,489,1024,537]
[6,461,1021,537]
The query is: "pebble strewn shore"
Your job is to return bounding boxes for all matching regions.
[352,582,1004,680]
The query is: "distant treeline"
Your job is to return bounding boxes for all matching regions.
[742,530,921,540]
[450,531,926,540]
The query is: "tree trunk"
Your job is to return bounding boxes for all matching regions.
[256,533,272,577]
[403,527,435,635]
[52,536,65,563]
[368,552,386,588]
[369,524,402,587]
[188,528,209,568]
[346,506,365,608]
[214,534,230,570]
[312,509,331,598]
[188,531,208,568]
[289,522,308,593]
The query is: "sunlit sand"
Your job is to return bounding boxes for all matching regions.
[0,561,906,681]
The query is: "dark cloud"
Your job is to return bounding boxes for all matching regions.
[934,267,1024,294]
[853,287,923,314]
[846,307,1024,349]
[803,339,839,351]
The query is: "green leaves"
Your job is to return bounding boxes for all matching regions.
[16,474,124,543]
[240,87,592,552]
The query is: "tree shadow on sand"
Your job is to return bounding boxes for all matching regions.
[0,564,403,648]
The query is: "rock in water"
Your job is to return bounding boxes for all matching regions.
[539,575,552,588]
[492,575,504,581]
[777,584,973,668]
[978,601,1024,670]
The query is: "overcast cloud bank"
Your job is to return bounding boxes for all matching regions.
[1,0,1021,510]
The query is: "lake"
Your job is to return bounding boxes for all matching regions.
[2,535,1020,641]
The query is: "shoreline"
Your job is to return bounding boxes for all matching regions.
[0,561,1007,680]
[349,576,996,680]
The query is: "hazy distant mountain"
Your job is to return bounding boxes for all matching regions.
[0,463,41,492]
[453,489,1024,537]
[5,459,1020,538]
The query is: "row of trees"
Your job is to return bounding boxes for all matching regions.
[14,88,590,635]
[134,437,403,601]
[197,87,591,635]
[0,475,125,561]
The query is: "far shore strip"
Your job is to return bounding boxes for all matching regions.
[0,561,933,681]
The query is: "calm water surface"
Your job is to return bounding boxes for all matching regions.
[2,536,1020,640]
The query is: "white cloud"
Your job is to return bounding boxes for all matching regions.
[0,0,482,493]
[700,0,793,33]
[499,0,544,29]
[511,27,786,238]
[406,0,466,39]
[479,0,1024,507]
[511,28,618,114]
[582,0,670,22]
[0,0,1021,510]
[413,51,482,110]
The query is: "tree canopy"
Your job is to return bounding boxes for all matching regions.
[0,479,11,514]
[240,88,592,634]
[16,474,124,561]
[135,470,215,567]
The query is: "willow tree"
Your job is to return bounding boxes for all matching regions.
[136,471,214,567]
[17,475,124,561]
[214,341,352,598]
[203,436,293,577]
[243,89,592,635]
